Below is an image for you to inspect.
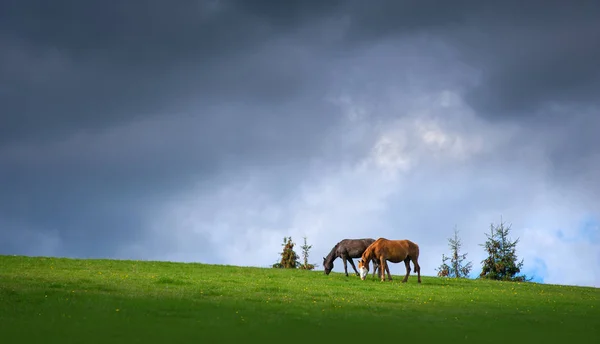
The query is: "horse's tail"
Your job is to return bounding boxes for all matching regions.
[412,241,420,273]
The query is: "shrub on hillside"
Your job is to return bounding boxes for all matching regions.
[272,236,300,269]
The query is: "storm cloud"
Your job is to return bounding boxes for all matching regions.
[1,0,599,287]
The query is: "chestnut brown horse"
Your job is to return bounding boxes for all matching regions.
[358,237,421,283]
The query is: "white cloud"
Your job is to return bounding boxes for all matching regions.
[520,225,600,287]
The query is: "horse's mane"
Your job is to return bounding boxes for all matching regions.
[361,243,375,262]
[324,241,341,263]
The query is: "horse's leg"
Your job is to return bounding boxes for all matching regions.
[411,257,422,283]
[402,258,411,283]
[385,262,392,281]
[347,257,359,276]
[379,257,387,282]
[342,256,349,277]
[372,259,379,279]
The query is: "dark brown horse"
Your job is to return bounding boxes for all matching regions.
[358,237,421,283]
[323,238,383,277]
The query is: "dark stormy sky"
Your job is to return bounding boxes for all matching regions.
[1,0,599,287]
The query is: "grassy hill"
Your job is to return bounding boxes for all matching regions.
[0,255,598,343]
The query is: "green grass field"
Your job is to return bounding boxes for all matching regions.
[1,255,598,343]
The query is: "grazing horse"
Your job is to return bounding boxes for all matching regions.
[358,237,421,283]
[322,238,383,277]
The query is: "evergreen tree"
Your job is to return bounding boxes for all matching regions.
[299,236,316,270]
[272,236,300,269]
[479,218,529,282]
[436,226,472,278]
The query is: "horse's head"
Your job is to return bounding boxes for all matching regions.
[358,259,370,280]
[323,256,333,275]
